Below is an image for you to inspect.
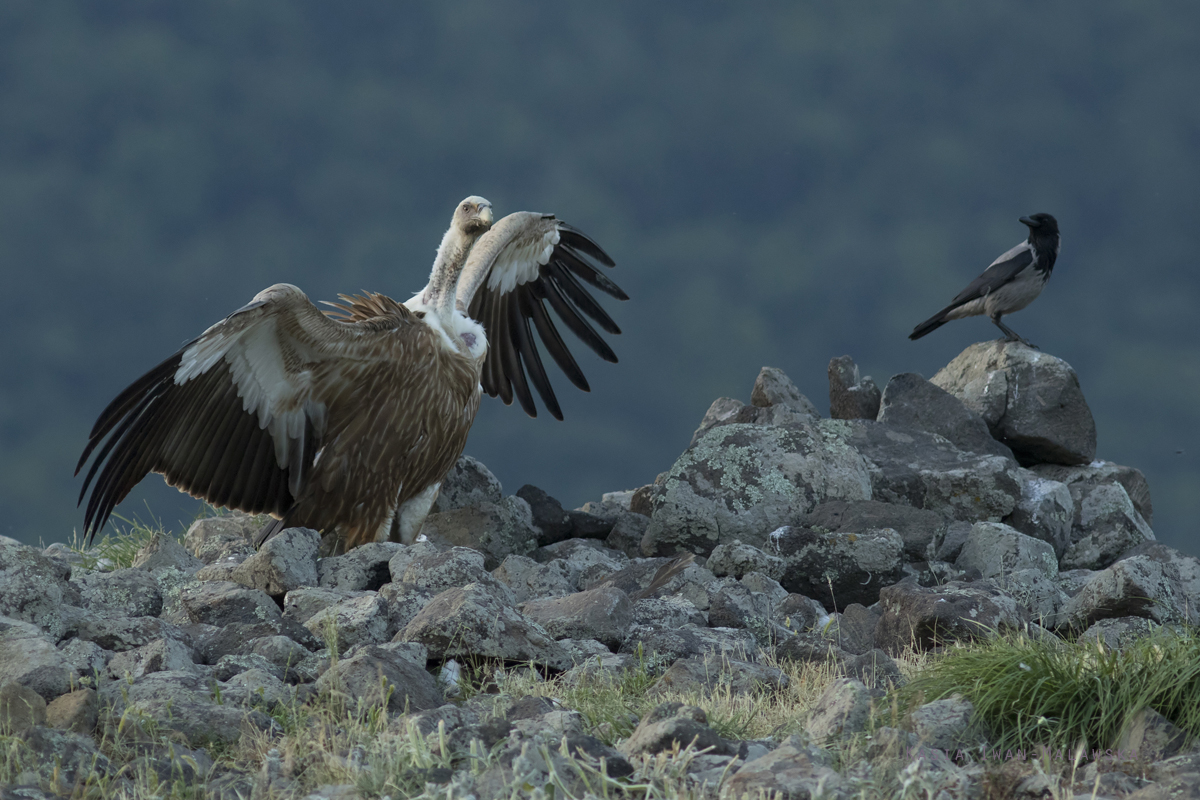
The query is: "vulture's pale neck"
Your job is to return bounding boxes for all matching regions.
[422,224,477,321]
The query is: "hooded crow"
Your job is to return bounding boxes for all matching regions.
[909,213,1060,346]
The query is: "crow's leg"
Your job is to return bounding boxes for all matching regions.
[992,315,1037,349]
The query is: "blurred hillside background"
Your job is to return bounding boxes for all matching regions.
[2,1,1197,554]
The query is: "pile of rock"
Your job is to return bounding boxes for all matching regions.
[1,340,1196,799]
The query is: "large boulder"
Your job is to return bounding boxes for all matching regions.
[771,526,906,609]
[641,422,872,557]
[931,341,1096,465]
[877,372,1014,460]
[0,537,75,639]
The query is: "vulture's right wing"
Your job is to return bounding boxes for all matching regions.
[459,212,627,420]
[75,283,415,542]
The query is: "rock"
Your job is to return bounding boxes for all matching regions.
[230,527,320,596]
[1061,483,1155,571]
[432,454,504,513]
[874,580,1030,654]
[721,735,843,800]
[1076,617,1160,651]
[179,581,281,628]
[878,372,1014,459]
[707,575,788,636]
[0,617,74,701]
[1059,555,1185,630]
[419,496,539,570]
[492,555,575,604]
[212,652,284,682]
[519,586,633,650]
[220,667,293,710]
[516,485,573,546]
[73,568,164,618]
[620,702,739,757]
[44,688,98,735]
[377,582,437,638]
[931,341,1096,465]
[795,499,949,564]
[955,522,1059,580]
[995,569,1069,628]
[804,677,873,743]
[132,534,204,573]
[909,695,989,752]
[398,546,516,605]
[773,594,830,634]
[183,513,261,563]
[63,610,191,653]
[642,422,872,557]
[619,623,759,665]
[0,537,74,639]
[243,636,314,683]
[690,397,747,447]
[650,655,788,695]
[771,526,906,609]
[751,366,822,418]
[317,543,404,591]
[828,603,881,655]
[56,639,110,682]
[0,683,47,732]
[1003,472,1074,557]
[1117,707,1188,762]
[705,542,786,581]
[631,596,707,629]
[400,583,570,670]
[840,420,1023,522]
[829,355,882,421]
[105,637,198,679]
[302,593,390,654]
[283,587,368,625]
[15,727,113,793]
[604,511,651,557]
[1032,460,1153,527]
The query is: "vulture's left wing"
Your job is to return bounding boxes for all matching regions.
[459,212,626,419]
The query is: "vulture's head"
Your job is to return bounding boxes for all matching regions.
[454,196,494,235]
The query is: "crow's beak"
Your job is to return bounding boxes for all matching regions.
[1019,216,1038,227]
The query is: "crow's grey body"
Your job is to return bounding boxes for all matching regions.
[910,213,1060,346]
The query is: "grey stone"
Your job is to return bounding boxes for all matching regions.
[840,419,1023,523]
[619,623,759,665]
[516,484,573,546]
[643,421,872,557]
[302,593,390,655]
[219,667,293,711]
[419,496,539,570]
[492,554,575,603]
[631,596,708,629]
[73,567,163,617]
[0,683,47,732]
[1077,617,1161,651]
[105,637,198,680]
[56,639,110,683]
[0,617,75,701]
[707,578,787,637]
[432,454,504,513]
[1059,555,1185,630]
[705,542,786,581]
[804,677,873,743]
[317,543,404,591]
[620,702,739,757]
[230,527,320,596]
[44,688,98,735]
[721,735,843,800]
[400,583,570,670]
[955,521,1059,580]
[179,580,281,627]
[909,695,989,752]
[1032,460,1153,527]
[795,499,950,563]
[283,586,368,625]
[244,636,314,683]
[0,537,74,639]
[829,355,882,421]
[690,397,746,446]
[315,645,444,714]
[878,372,1014,459]
[934,521,975,563]
[772,525,906,609]
[995,569,1069,628]
[15,727,113,792]
[183,513,261,563]
[62,609,191,652]
[1117,707,1187,762]
[751,366,821,419]
[830,603,880,655]
[1003,471,1074,557]
[377,582,436,638]
[212,652,284,682]
[604,511,651,558]
[931,341,1097,465]
[651,655,789,696]
[773,593,831,634]
[399,546,516,605]
[519,586,633,650]
[874,580,1030,654]
[132,534,204,573]
[1061,483,1155,571]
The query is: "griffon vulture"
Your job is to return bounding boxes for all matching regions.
[77,197,625,552]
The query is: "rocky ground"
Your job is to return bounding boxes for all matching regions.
[3,340,1200,799]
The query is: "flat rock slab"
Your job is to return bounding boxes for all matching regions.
[874,580,1029,654]
[519,586,633,650]
[932,341,1096,466]
[878,371,1014,460]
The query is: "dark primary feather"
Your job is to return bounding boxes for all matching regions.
[469,225,625,420]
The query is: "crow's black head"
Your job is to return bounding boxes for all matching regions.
[1019,213,1059,236]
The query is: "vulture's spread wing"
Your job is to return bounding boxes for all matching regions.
[949,242,1035,306]
[76,283,415,542]
[461,212,626,419]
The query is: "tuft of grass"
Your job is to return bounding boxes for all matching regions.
[900,625,1200,756]
[69,514,183,571]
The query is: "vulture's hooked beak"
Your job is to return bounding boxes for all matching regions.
[479,204,494,226]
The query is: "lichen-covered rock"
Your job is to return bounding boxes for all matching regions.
[518,586,633,650]
[620,702,740,757]
[432,454,504,513]
[619,623,760,665]
[183,513,260,564]
[804,677,873,743]
[105,637,198,680]
[492,554,575,603]
[230,527,320,596]
[73,568,163,618]
[931,341,1096,465]
[1059,555,1186,630]
[377,582,437,638]
[179,581,282,628]
[398,545,517,605]
[772,526,906,609]
[1031,459,1153,526]
[419,496,538,570]
[955,522,1059,580]
[829,355,882,421]
[0,537,74,639]
[650,655,788,695]
[399,583,570,670]
[796,499,950,564]
[1060,483,1155,570]
[721,735,843,800]
[0,617,76,701]
[642,422,872,557]
[874,580,1030,654]
[132,534,204,573]
[705,541,786,581]
[909,695,990,753]
[317,543,404,591]
[1003,471,1074,557]
[301,593,390,654]
[878,372,1014,459]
